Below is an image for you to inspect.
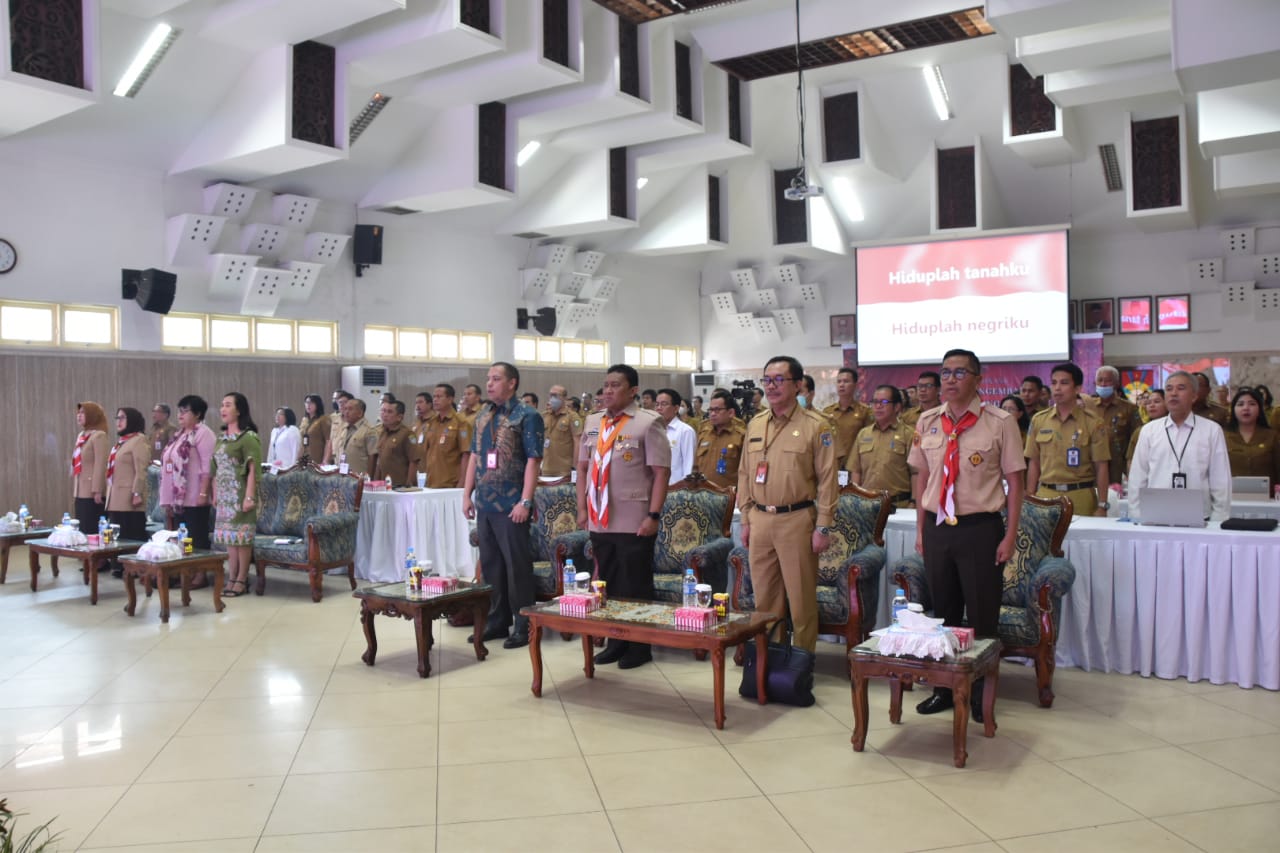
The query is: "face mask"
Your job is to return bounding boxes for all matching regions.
[796,394,808,408]
[1096,386,1115,399]
[549,395,562,411]
[678,405,687,416]
[332,400,340,412]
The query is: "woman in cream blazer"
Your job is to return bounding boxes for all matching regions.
[71,401,110,532]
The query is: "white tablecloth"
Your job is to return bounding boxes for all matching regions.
[1115,496,1280,521]
[355,489,472,582]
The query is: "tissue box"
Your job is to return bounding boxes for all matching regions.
[949,626,974,651]
[421,576,458,596]
[673,607,716,631]
[559,594,599,617]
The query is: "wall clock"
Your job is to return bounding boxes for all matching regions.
[0,239,15,274]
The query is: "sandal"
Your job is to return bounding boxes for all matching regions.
[223,580,246,597]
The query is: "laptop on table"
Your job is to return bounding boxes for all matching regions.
[1137,487,1208,528]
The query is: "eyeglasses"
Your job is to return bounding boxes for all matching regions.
[871,399,897,406]
[939,368,971,380]
[707,406,729,413]
[916,383,937,390]
[758,376,793,387]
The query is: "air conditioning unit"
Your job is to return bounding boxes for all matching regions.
[341,365,390,414]
[692,372,717,401]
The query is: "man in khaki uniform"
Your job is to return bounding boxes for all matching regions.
[372,399,417,486]
[541,384,582,478]
[421,384,471,488]
[330,399,377,476]
[1026,363,1111,518]
[459,383,483,426]
[1086,365,1142,486]
[910,348,1025,719]
[149,404,177,462]
[1193,372,1230,426]
[738,355,839,653]
[822,367,873,470]
[694,390,745,489]
[847,385,913,506]
[409,392,431,445]
[900,371,941,428]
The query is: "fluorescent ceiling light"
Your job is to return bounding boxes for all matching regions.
[516,141,541,167]
[114,23,179,98]
[636,177,648,189]
[923,65,951,121]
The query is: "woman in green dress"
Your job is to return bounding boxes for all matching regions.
[211,392,261,597]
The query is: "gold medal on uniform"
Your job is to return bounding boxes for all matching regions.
[792,429,800,437]
[946,516,958,526]
[755,461,768,484]
[622,451,633,462]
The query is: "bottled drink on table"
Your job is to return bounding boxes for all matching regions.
[562,559,576,596]
[18,504,30,530]
[891,588,908,625]
[98,516,109,541]
[404,546,416,573]
[682,568,697,608]
[61,511,72,527]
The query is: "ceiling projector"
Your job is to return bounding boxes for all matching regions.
[783,180,824,201]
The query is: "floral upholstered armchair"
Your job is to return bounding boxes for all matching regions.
[249,463,364,602]
[531,478,589,599]
[730,483,892,654]
[892,494,1076,707]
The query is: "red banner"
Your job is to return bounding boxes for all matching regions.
[1156,296,1190,331]
[1119,298,1151,333]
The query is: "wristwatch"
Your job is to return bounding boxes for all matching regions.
[520,499,532,509]
[647,511,661,521]
[1097,501,1110,510]
[817,525,831,535]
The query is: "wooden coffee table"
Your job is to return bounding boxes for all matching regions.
[26,537,145,603]
[850,635,1002,768]
[520,598,777,729]
[353,581,493,678]
[0,527,52,583]
[119,550,227,623]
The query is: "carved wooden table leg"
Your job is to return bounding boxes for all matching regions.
[581,634,594,679]
[51,556,60,577]
[470,601,489,661]
[88,558,100,605]
[180,570,192,608]
[983,666,999,738]
[124,567,138,616]
[156,567,171,623]
[851,671,869,751]
[712,646,727,729]
[754,633,768,705]
[211,562,225,613]
[951,677,971,768]
[29,549,38,591]
[360,601,378,666]
[889,678,904,725]
[0,542,9,584]
[529,620,544,698]
[413,611,431,678]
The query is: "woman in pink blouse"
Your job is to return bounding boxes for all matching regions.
[160,395,216,551]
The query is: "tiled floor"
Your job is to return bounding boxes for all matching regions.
[2,547,1278,852]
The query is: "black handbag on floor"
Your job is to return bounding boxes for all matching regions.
[739,617,815,707]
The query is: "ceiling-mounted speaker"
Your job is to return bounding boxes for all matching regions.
[516,307,557,336]
[134,268,177,314]
[354,224,383,265]
[121,269,141,300]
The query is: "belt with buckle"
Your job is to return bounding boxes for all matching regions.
[755,500,814,514]
[1043,480,1094,492]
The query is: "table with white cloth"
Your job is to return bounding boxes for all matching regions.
[1114,496,1280,521]
[355,489,473,582]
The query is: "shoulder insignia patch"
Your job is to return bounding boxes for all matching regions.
[821,432,833,446]
[912,433,922,446]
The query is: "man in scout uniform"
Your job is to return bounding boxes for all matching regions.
[578,364,670,669]
[900,371,941,428]
[738,355,839,654]
[149,403,177,462]
[421,384,470,488]
[1025,362,1111,518]
[846,385,913,507]
[1086,365,1142,486]
[372,399,416,486]
[541,384,582,478]
[909,349,1025,720]
[694,390,745,489]
[823,367,873,470]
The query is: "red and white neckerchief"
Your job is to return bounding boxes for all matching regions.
[72,431,91,476]
[107,433,140,485]
[587,412,631,527]
[936,407,979,526]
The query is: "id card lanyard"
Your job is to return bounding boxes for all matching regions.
[1165,415,1195,488]
[485,405,509,469]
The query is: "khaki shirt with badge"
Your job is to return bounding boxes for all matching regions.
[373,422,414,486]
[694,419,745,490]
[822,401,873,467]
[737,405,839,527]
[1024,404,1110,485]
[909,399,1026,517]
[1225,426,1280,486]
[419,411,470,488]
[334,420,377,476]
[847,419,913,500]
[541,410,583,478]
[1086,395,1142,484]
[149,423,176,463]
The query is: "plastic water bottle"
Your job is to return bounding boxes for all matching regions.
[891,588,909,625]
[562,559,576,596]
[177,522,189,551]
[98,516,108,539]
[18,504,30,529]
[716,448,728,476]
[404,546,416,574]
[61,511,72,526]
[682,568,697,608]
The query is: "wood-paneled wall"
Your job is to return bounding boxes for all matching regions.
[1,351,685,521]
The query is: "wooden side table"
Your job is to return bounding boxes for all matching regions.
[26,538,145,603]
[850,636,1002,768]
[353,581,493,678]
[119,550,227,623]
[0,528,52,583]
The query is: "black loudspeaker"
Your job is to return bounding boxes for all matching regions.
[121,269,141,300]
[353,224,383,265]
[134,268,177,314]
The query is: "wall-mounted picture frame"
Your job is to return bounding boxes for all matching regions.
[830,314,856,347]
[1068,299,1078,333]
[1156,294,1191,332]
[1119,296,1153,334]
[1081,298,1114,334]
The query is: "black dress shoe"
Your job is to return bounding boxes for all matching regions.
[617,644,653,670]
[467,625,509,643]
[111,564,124,579]
[916,689,954,715]
[593,639,628,665]
[503,633,530,649]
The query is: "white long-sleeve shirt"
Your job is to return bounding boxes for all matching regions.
[665,417,697,484]
[1128,413,1231,522]
[268,425,302,468]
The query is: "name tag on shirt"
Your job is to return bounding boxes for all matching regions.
[755,461,768,484]
[487,451,498,470]
[155,441,163,450]
[164,462,173,473]
[1066,447,1080,467]
[339,463,350,475]
[1172,472,1187,488]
